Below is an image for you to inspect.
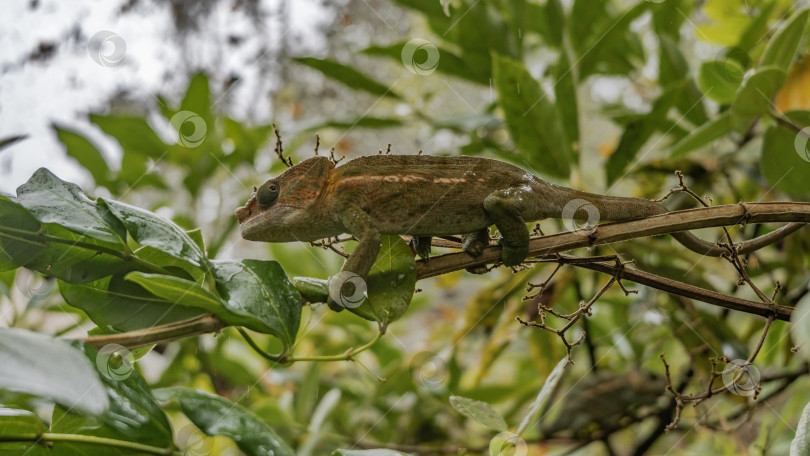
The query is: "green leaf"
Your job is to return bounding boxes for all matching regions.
[294,57,399,99]
[606,83,682,184]
[0,195,43,271]
[14,168,126,246]
[89,114,168,189]
[291,276,329,303]
[553,51,579,152]
[449,395,508,432]
[493,55,571,177]
[154,387,295,456]
[760,110,810,198]
[736,1,777,53]
[212,259,302,350]
[730,66,787,132]
[346,235,416,328]
[178,73,213,126]
[125,272,224,314]
[0,408,46,438]
[791,399,810,456]
[100,198,208,270]
[51,343,173,451]
[223,118,274,165]
[0,328,109,416]
[59,276,203,333]
[306,117,403,131]
[90,114,167,159]
[668,111,733,158]
[760,8,809,72]
[0,135,27,152]
[52,124,112,188]
[363,43,487,85]
[698,60,745,104]
[576,2,648,78]
[517,356,569,434]
[0,198,134,282]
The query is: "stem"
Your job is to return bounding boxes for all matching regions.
[287,330,382,362]
[769,109,810,140]
[238,326,384,364]
[0,432,179,455]
[82,313,226,349]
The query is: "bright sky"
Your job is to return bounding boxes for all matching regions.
[0,0,330,194]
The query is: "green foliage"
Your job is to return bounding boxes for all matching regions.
[348,235,416,327]
[2,1,810,454]
[154,387,295,456]
[0,329,109,416]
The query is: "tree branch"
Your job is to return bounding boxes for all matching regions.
[416,202,809,279]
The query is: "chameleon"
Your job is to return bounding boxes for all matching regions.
[235,154,802,289]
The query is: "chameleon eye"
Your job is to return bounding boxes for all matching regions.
[256,181,279,208]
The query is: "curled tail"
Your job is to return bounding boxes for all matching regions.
[543,184,803,257]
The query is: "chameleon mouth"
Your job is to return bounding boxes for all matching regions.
[235,197,257,225]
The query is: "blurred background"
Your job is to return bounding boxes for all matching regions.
[2,0,810,454]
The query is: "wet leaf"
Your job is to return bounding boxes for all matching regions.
[154,387,294,456]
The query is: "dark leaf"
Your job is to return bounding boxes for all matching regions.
[59,275,204,333]
[493,55,572,177]
[606,83,683,184]
[294,57,399,99]
[52,124,112,188]
[100,198,208,270]
[760,110,810,198]
[154,387,295,456]
[14,168,126,246]
[730,66,786,132]
[212,259,302,351]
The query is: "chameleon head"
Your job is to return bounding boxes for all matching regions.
[236,156,334,242]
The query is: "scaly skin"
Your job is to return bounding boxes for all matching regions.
[236,155,802,282]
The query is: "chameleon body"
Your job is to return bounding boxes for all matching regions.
[236,155,764,282]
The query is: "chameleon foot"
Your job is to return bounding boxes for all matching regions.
[409,236,432,259]
[498,239,529,266]
[461,229,490,257]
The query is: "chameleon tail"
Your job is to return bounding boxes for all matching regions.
[543,185,804,257]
